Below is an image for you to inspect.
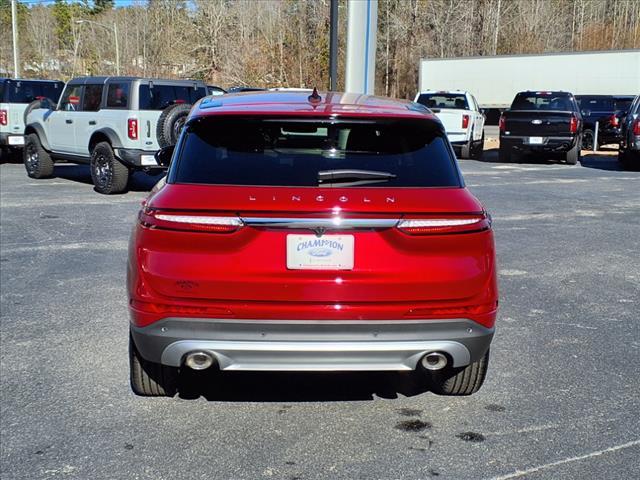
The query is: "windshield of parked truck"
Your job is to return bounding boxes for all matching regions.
[171,117,460,188]
[2,80,64,103]
[416,93,468,110]
[511,92,574,111]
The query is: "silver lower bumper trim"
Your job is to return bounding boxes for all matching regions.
[161,339,471,371]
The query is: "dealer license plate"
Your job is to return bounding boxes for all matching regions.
[287,234,354,270]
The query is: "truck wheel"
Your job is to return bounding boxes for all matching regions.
[24,133,54,178]
[581,129,594,150]
[498,144,511,163]
[427,349,489,396]
[461,138,472,159]
[472,132,485,159]
[129,335,178,397]
[565,140,581,165]
[156,103,192,148]
[90,142,129,194]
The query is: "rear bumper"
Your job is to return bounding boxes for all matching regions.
[130,318,494,371]
[501,135,578,152]
[113,147,164,169]
[0,132,24,148]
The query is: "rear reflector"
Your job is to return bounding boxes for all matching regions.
[396,214,490,235]
[462,114,470,129]
[139,208,243,233]
[0,110,7,126]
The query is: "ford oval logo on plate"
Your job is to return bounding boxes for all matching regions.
[309,247,333,257]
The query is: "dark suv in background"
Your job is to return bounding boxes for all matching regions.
[618,94,640,170]
[576,95,635,150]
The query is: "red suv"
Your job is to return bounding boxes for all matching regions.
[128,91,498,397]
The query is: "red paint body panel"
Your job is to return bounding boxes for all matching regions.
[127,91,498,331]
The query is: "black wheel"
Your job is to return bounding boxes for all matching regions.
[566,139,581,165]
[472,132,485,159]
[156,103,192,148]
[129,335,178,397]
[90,141,129,194]
[461,136,472,159]
[427,349,490,396]
[498,143,511,163]
[23,133,54,178]
[582,129,595,150]
[619,148,640,171]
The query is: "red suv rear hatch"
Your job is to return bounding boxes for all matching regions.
[129,116,497,327]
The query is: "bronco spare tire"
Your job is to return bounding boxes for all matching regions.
[156,103,192,148]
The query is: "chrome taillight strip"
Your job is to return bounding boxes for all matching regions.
[240,217,399,229]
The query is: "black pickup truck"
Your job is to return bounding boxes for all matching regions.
[499,91,583,164]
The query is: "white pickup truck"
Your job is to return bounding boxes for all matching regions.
[414,90,485,159]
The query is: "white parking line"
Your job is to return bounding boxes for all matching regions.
[490,439,640,479]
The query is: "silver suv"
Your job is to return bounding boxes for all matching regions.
[24,76,208,194]
[1,78,64,161]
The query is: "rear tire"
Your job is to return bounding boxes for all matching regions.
[565,139,581,165]
[129,335,178,397]
[156,103,192,148]
[428,349,490,396]
[90,142,129,194]
[461,138,472,159]
[471,132,485,159]
[498,143,511,163]
[24,133,54,178]
[582,129,595,150]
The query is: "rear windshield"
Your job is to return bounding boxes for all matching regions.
[576,97,614,112]
[138,84,207,110]
[511,92,575,111]
[416,93,468,110]
[2,80,64,103]
[614,98,633,112]
[171,118,460,188]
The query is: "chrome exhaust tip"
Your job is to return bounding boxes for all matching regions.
[421,352,448,371]
[184,351,215,370]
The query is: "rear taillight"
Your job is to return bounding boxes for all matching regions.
[128,118,138,140]
[498,114,506,133]
[139,208,243,233]
[396,214,491,235]
[609,114,619,127]
[0,110,7,126]
[462,114,469,129]
[569,115,578,134]
[633,118,640,136]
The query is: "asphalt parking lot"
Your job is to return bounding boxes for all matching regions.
[1,146,639,479]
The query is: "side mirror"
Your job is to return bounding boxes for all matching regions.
[154,145,175,167]
[581,109,591,117]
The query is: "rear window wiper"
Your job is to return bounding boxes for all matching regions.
[318,169,397,187]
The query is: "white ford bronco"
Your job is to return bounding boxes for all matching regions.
[24,76,208,194]
[414,90,485,159]
[1,78,64,161]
